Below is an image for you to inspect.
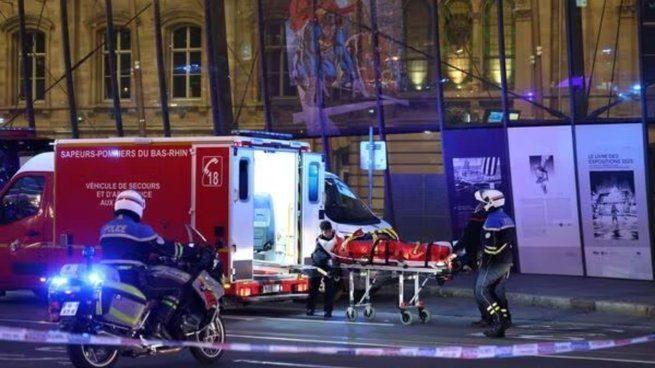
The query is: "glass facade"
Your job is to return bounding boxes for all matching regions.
[0,0,648,136]
[255,0,644,131]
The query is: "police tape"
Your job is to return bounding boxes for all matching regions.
[0,324,654,359]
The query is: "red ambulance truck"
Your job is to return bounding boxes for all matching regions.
[0,135,334,302]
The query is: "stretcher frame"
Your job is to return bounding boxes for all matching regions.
[338,262,451,325]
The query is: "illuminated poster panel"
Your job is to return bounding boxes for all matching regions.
[576,124,653,280]
[508,126,583,276]
[443,128,511,238]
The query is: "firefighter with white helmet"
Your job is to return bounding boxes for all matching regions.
[473,188,515,338]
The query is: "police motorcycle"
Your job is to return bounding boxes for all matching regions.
[48,225,226,368]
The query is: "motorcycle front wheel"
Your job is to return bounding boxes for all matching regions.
[67,344,120,368]
[190,315,226,365]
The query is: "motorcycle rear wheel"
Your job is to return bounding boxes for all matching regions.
[67,344,120,368]
[190,315,226,365]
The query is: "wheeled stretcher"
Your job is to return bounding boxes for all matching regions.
[331,229,454,325]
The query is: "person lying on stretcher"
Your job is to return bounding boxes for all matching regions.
[331,228,454,268]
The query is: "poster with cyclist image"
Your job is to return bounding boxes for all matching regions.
[589,170,638,241]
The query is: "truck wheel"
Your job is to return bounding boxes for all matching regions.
[67,345,119,368]
[190,315,226,365]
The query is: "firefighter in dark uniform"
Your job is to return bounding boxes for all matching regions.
[473,189,515,338]
[451,202,490,327]
[307,220,337,318]
[100,190,206,335]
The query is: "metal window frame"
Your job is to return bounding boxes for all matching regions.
[101,28,133,101]
[263,20,294,98]
[482,0,516,90]
[170,25,203,100]
[16,31,46,102]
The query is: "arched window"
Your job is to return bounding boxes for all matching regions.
[403,0,433,91]
[264,19,294,97]
[170,25,202,99]
[442,0,473,88]
[14,30,46,101]
[101,28,132,100]
[483,0,515,88]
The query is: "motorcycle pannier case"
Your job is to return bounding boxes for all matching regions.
[101,282,148,328]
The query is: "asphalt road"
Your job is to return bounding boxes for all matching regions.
[0,291,654,368]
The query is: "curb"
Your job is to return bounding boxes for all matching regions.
[375,285,655,318]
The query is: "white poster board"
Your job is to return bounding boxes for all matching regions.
[508,126,584,275]
[576,124,653,280]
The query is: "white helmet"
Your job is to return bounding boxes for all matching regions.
[474,189,505,211]
[114,190,146,220]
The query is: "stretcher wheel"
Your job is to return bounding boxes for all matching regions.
[363,306,376,320]
[346,307,357,322]
[400,310,412,325]
[419,309,431,324]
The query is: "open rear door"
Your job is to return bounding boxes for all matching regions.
[300,152,325,263]
[230,146,255,282]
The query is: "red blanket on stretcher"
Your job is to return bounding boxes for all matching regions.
[331,229,452,268]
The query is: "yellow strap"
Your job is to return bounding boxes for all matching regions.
[108,307,138,326]
[484,243,508,255]
[104,281,146,300]
[384,228,399,240]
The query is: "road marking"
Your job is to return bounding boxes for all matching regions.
[222,316,257,321]
[0,318,56,326]
[228,333,414,349]
[224,315,394,327]
[36,346,67,353]
[233,359,356,368]
[542,354,655,365]
[469,332,589,341]
[230,330,483,348]
[0,354,65,362]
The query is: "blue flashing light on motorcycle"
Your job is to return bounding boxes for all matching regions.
[85,272,104,287]
[50,276,69,288]
[48,225,226,368]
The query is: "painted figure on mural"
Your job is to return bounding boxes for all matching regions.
[286,0,402,135]
[288,0,365,106]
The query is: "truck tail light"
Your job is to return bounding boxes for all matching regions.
[238,288,251,297]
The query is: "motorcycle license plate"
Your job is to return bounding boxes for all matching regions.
[263,284,281,294]
[60,302,79,316]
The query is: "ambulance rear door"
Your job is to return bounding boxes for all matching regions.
[192,145,231,280]
[300,152,325,263]
[229,146,254,282]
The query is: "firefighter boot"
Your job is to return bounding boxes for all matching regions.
[483,322,506,338]
[483,313,507,338]
[470,318,493,328]
[501,309,512,329]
